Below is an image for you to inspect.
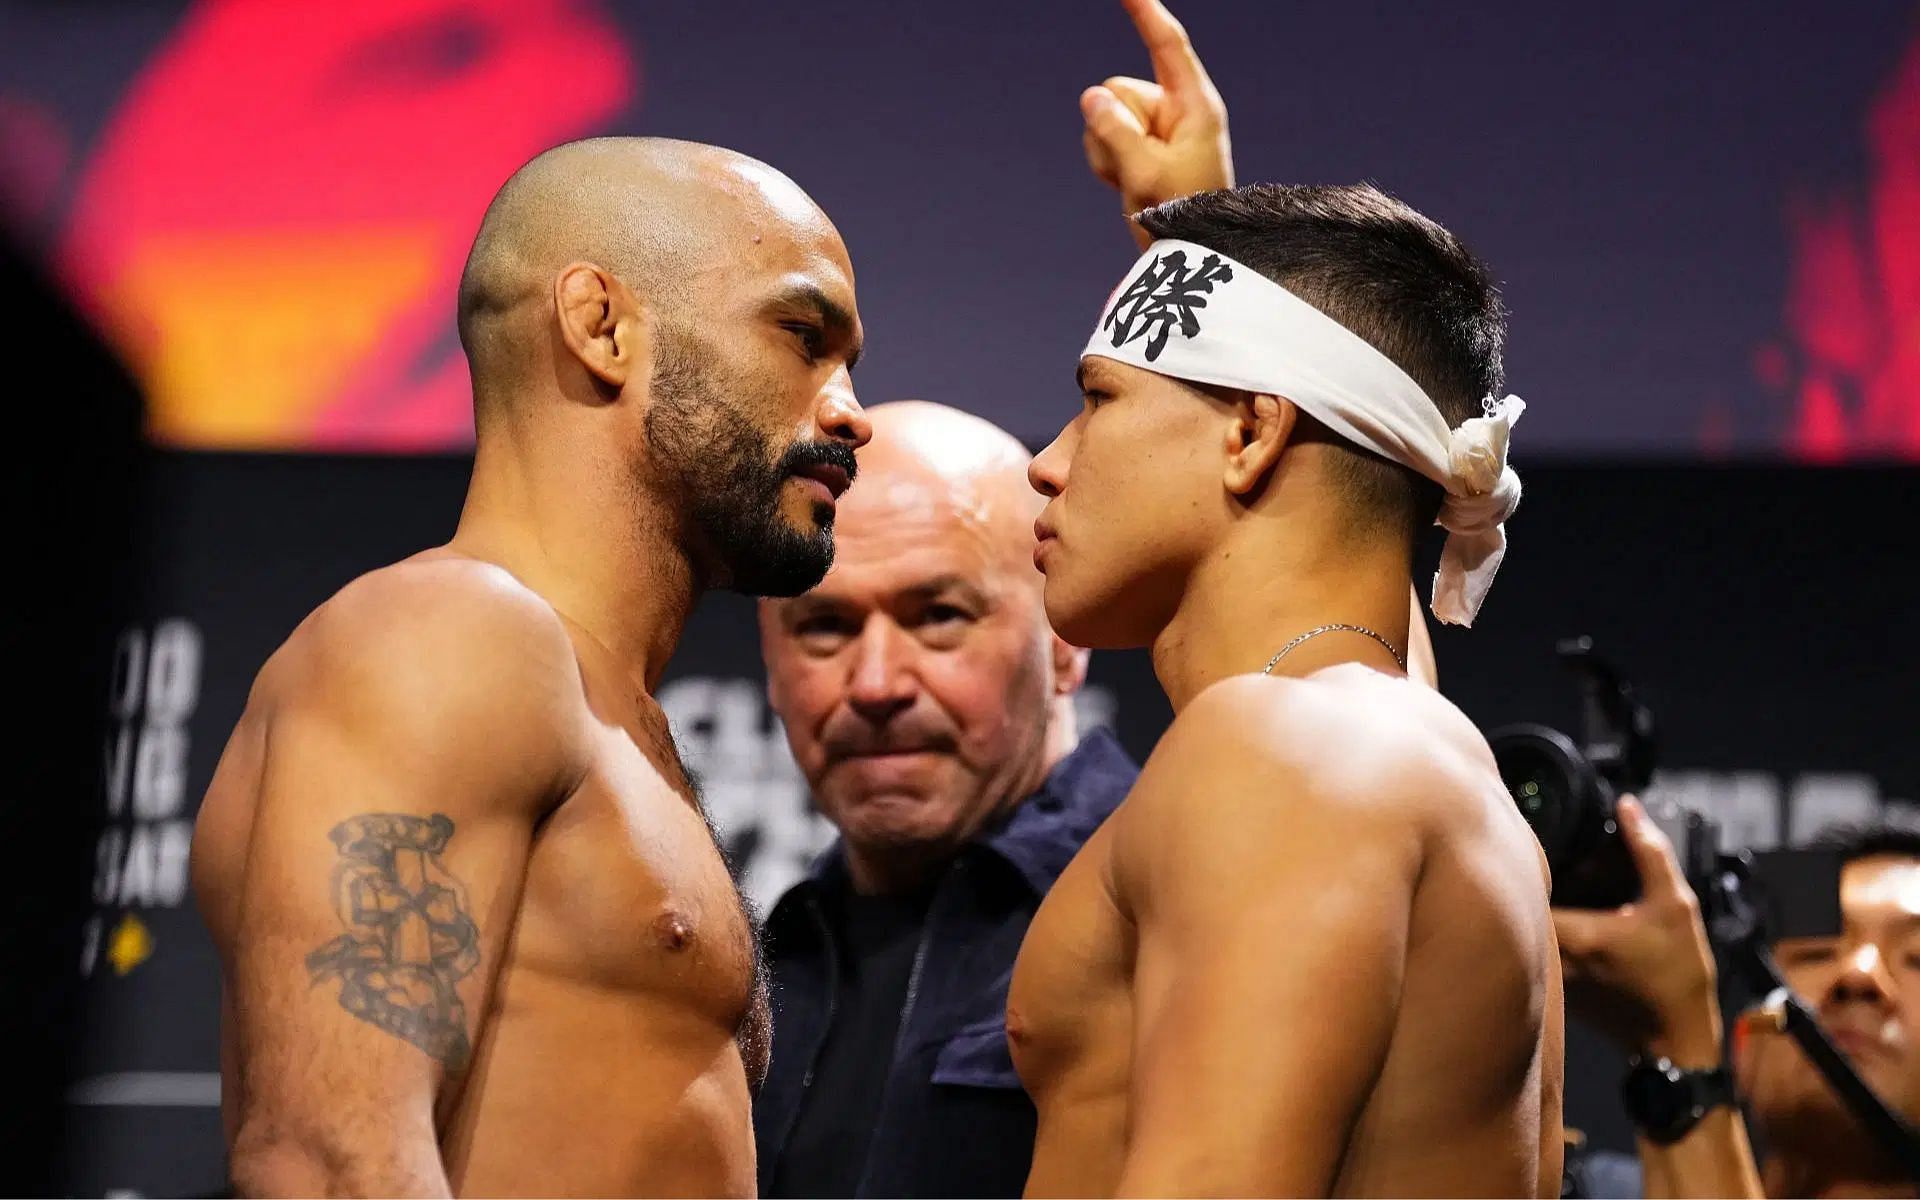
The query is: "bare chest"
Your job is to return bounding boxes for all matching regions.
[512,719,758,1025]
[1007,822,1133,1100]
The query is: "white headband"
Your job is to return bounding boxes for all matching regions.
[1082,239,1525,627]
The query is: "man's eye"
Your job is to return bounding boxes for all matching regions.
[794,615,854,642]
[785,323,825,363]
[913,604,973,648]
[1083,389,1113,410]
[1780,944,1837,967]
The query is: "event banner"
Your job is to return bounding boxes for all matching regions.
[2,0,1916,457]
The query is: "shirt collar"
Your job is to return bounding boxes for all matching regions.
[778,728,1139,914]
[975,728,1137,897]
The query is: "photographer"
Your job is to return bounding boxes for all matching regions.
[1558,806,1920,1198]
[1743,823,1920,1198]
[1555,797,1763,1197]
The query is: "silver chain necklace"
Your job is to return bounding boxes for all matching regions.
[1261,623,1407,675]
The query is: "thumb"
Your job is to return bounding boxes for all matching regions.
[1552,906,1621,961]
[1617,795,1689,903]
[1082,85,1149,151]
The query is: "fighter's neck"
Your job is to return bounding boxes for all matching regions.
[449,431,697,693]
[1149,523,1412,713]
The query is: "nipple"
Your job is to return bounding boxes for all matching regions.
[652,910,694,952]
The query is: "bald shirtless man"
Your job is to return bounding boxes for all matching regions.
[1004,7,1561,1195]
[190,138,869,1196]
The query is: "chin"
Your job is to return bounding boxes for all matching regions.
[840,798,959,852]
[1849,1056,1914,1112]
[1043,576,1154,651]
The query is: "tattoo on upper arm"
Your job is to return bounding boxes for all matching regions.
[305,813,481,1067]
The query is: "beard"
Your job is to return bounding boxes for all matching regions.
[644,329,856,597]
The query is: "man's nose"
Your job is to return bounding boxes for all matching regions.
[819,372,872,449]
[1029,426,1073,499]
[1825,941,1896,1009]
[846,620,915,721]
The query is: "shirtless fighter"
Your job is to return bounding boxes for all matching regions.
[1006,14,1562,1193]
[191,138,869,1196]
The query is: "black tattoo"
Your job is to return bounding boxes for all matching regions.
[1102,248,1235,361]
[306,813,480,1067]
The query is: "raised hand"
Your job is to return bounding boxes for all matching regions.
[1083,0,1234,248]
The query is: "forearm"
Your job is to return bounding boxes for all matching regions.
[231,1119,450,1198]
[1636,1111,1762,1200]
[1634,1000,1763,1200]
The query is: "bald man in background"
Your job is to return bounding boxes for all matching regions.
[752,403,1439,1200]
[190,137,870,1196]
[753,402,1136,1198]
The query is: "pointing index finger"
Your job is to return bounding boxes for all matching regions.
[1118,0,1216,99]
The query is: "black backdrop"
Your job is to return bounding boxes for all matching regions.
[35,449,1917,1196]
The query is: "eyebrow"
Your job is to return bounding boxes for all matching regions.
[781,591,847,619]
[1076,359,1115,393]
[778,576,991,624]
[770,282,863,371]
[901,575,992,609]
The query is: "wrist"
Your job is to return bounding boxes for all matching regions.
[1621,1057,1739,1146]
[1642,1005,1725,1069]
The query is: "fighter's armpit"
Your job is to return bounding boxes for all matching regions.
[305,812,481,1068]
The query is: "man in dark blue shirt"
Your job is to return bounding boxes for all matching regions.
[754,402,1139,1198]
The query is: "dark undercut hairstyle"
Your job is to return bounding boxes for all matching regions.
[1135,183,1507,546]
[1809,820,1920,864]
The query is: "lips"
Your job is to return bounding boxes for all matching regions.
[831,740,943,761]
[793,463,852,500]
[1829,1026,1897,1061]
[1033,514,1057,571]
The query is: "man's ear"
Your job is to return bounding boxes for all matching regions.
[1222,391,1297,497]
[1050,633,1091,697]
[554,261,645,391]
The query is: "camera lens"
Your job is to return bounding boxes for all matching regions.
[1496,737,1581,868]
[1488,724,1610,879]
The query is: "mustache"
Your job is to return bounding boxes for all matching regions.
[779,438,859,483]
[821,716,958,762]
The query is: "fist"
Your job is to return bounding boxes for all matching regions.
[1085,0,1234,245]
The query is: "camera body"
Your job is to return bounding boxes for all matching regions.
[1490,638,1717,909]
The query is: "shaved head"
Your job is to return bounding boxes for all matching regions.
[456,136,839,417]
[451,135,869,598]
[759,400,1085,894]
[850,400,1043,567]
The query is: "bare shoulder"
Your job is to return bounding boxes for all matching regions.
[1132,668,1484,827]
[250,555,590,788]
[1114,668,1478,903]
[264,555,577,689]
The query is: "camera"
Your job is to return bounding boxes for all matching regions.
[1489,637,1716,909]
[1496,641,1920,1175]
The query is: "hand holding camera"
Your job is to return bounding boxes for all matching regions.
[1552,796,1722,1066]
